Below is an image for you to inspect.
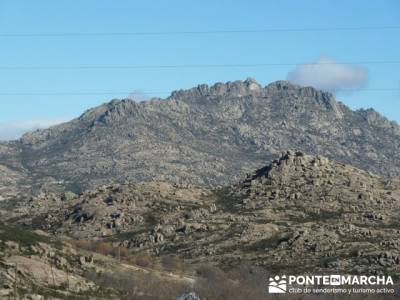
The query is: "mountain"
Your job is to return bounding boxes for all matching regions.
[11,151,400,276]
[2,79,400,298]
[1,79,400,197]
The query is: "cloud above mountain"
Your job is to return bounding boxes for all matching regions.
[287,57,368,92]
[128,90,150,102]
[0,118,67,141]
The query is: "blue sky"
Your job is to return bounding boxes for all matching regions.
[0,0,399,139]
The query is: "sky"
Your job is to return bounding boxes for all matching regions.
[0,0,399,140]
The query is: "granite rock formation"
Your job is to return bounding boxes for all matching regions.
[1,79,399,198]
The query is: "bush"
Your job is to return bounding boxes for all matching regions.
[161,254,183,272]
[193,264,267,300]
[84,268,189,299]
[127,252,156,268]
[71,239,118,257]
[0,222,50,247]
[94,242,114,256]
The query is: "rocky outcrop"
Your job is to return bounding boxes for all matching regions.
[13,152,400,276]
[1,79,399,196]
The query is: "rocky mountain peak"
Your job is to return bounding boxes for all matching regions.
[356,107,395,128]
[79,98,140,124]
[166,79,343,119]
[243,150,332,183]
[169,78,264,101]
[2,79,399,198]
[265,80,298,90]
[233,150,392,212]
[266,80,339,111]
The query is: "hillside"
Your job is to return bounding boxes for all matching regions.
[1,221,273,299]
[1,79,400,197]
[11,151,400,276]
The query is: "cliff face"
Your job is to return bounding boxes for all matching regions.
[1,79,400,195]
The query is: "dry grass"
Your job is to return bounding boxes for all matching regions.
[71,239,272,299]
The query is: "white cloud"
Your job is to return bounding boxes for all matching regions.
[0,118,68,141]
[127,90,150,102]
[287,57,368,92]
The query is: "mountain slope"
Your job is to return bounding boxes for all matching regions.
[2,79,400,194]
[0,222,205,299]
[12,151,400,275]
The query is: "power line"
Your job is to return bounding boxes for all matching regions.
[1,60,399,70]
[1,25,400,37]
[0,88,399,96]
[0,92,168,96]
